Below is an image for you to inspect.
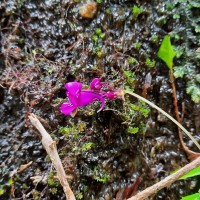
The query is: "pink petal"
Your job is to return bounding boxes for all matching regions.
[90,78,102,90]
[65,82,82,99]
[105,91,117,100]
[78,91,105,112]
[60,102,77,115]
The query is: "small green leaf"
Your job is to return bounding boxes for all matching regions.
[157,35,176,70]
[0,188,4,196]
[181,192,200,200]
[7,178,14,185]
[132,5,143,19]
[128,127,139,134]
[186,83,200,103]
[145,58,156,68]
[127,57,137,64]
[179,166,200,180]
[173,66,186,78]
[81,142,95,151]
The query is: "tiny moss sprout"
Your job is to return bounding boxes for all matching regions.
[186,80,200,103]
[127,57,137,64]
[93,167,110,183]
[92,35,98,42]
[150,34,159,44]
[127,127,139,134]
[0,188,4,196]
[32,189,40,200]
[195,26,200,33]
[123,70,136,86]
[47,171,60,195]
[96,0,102,4]
[173,13,180,19]
[132,5,143,20]
[123,100,150,134]
[81,142,95,151]
[76,192,83,199]
[145,58,156,68]
[134,41,141,49]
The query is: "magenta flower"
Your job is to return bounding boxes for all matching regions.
[90,78,102,90]
[60,78,123,116]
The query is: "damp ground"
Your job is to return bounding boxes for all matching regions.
[0,0,200,199]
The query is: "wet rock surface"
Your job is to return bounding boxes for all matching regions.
[0,0,200,199]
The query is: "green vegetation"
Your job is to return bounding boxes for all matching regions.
[93,167,110,183]
[179,166,200,199]
[123,70,136,86]
[92,28,104,41]
[157,35,176,70]
[180,166,200,180]
[96,0,102,4]
[181,192,200,200]
[76,192,83,199]
[92,28,105,57]
[134,41,141,49]
[123,100,150,135]
[127,57,137,64]
[32,189,40,200]
[132,5,143,20]
[127,127,139,134]
[158,35,200,103]
[59,121,86,137]
[81,142,95,151]
[47,171,60,195]
[0,188,4,196]
[186,80,200,103]
[145,58,156,68]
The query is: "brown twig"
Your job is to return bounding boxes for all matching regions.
[128,156,200,200]
[169,69,200,161]
[28,113,76,200]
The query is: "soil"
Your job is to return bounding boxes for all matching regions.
[0,0,200,200]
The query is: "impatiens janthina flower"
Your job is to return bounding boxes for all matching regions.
[60,78,200,152]
[90,78,102,90]
[60,78,123,116]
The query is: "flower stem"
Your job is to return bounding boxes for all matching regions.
[125,90,200,150]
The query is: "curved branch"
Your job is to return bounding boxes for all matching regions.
[128,156,200,200]
[28,113,76,200]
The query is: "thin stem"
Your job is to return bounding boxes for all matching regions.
[125,90,200,150]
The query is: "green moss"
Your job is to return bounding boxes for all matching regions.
[123,70,136,86]
[92,35,98,42]
[93,167,110,183]
[59,126,73,135]
[51,187,58,195]
[7,179,14,186]
[132,5,143,20]
[96,0,102,4]
[150,34,159,44]
[77,192,83,199]
[145,58,156,68]
[81,142,95,151]
[186,81,200,103]
[0,188,4,196]
[32,189,39,200]
[134,41,141,49]
[127,127,139,134]
[127,57,137,64]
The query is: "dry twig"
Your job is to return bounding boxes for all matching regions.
[28,113,76,200]
[169,70,200,161]
[128,156,200,200]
